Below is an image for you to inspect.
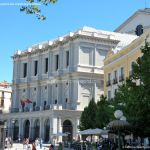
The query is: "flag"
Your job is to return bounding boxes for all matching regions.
[25,99,32,104]
[20,99,25,106]
[20,98,32,105]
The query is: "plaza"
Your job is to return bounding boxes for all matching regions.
[0,5,150,150]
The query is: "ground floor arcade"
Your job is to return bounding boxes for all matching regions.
[0,109,82,144]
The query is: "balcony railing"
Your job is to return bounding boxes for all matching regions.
[113,78,118,84]
[119,75,124,82]
[44,105,50,110]
[106,80,111,87]
[11,108,19,113]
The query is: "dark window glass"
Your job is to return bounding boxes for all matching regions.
[34,60,38,76]
[55,55,59,70]
[66,51,69,67]
[55,100,57,104]
[66,98,68,103]
[0,92,4,107]
[45,58,48,73]
[121,67,124,76]
[108,73,111,81]
[23,63,27,78]
[114,70,117,79]
[135,25,143,36]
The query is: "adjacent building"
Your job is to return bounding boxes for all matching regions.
[104,26,150,100]
[0,81,12,114]
[115,8,150,36]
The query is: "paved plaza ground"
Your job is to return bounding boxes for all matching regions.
[4,143,73,150]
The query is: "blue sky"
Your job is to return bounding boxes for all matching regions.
[0,0,148,82]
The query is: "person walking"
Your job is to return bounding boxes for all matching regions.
[49,144,54,150]
[40,138,43,149]
[32,142,37,150]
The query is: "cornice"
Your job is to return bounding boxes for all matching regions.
[104,29,150,66]
[13,32,119,60]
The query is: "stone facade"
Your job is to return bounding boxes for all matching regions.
[0,26,136,143]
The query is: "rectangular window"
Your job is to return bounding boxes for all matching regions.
[114,70,117,79]
[108,73,111,81]
[55,55,59,70]
[45,58,48,73]
[107,73,111,86]
[34,60,38,76]
[119,67,124,81]
[23,63,27,78]
[108,91,111,100]
[0,92,4,107]
[121,67,124,76]
[66,51,69,67]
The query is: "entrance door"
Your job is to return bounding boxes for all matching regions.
[24,120,30,138]
[62,120,73,142]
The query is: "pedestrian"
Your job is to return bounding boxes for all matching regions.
[32,142,37,150]
[40,138,43,149]
[35,138,39,147]
[49,144,54,150]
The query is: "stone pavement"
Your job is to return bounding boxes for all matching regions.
[4,143,74,150]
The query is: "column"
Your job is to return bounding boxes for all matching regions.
[74,118,80,140]
[48,84,52,106]
[18,118,22,139]
[38,53,42,79]
[48,50,52,76]
[49,117,52,143]
[59,47,63,73]
[58,81,62,107]
[57,117,62,142]
[39,117,44,139]
[7,119,11,137]
[51,117,58,145]
[37,83,41,106]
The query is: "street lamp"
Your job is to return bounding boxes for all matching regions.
[107,110,130,150]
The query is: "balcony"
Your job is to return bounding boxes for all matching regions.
[43,105,50,110]
[119,75,124,82]
[106,80,111,87]
[11,108,19,113]
[113,78,118,84]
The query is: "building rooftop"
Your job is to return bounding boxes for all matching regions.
[115,8,150,32]
[13,26,137,57]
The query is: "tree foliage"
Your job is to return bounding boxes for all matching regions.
[20,0,58,20]
[114,40,150,137]
[79,99,97,130]
[79,96,114,131]
[96,95,114,129]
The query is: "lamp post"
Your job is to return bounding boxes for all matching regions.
[114,110,123,150]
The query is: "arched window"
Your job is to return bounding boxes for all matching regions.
[135,25,143,36]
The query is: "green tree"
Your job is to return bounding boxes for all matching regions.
[79,99,97,130]
[20,0,58,20]
[96,95,114,128]
[114,40,150,137]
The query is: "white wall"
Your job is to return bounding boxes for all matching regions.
[117,13,150,34]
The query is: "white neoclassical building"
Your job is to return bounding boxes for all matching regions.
[0,26,136,143]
